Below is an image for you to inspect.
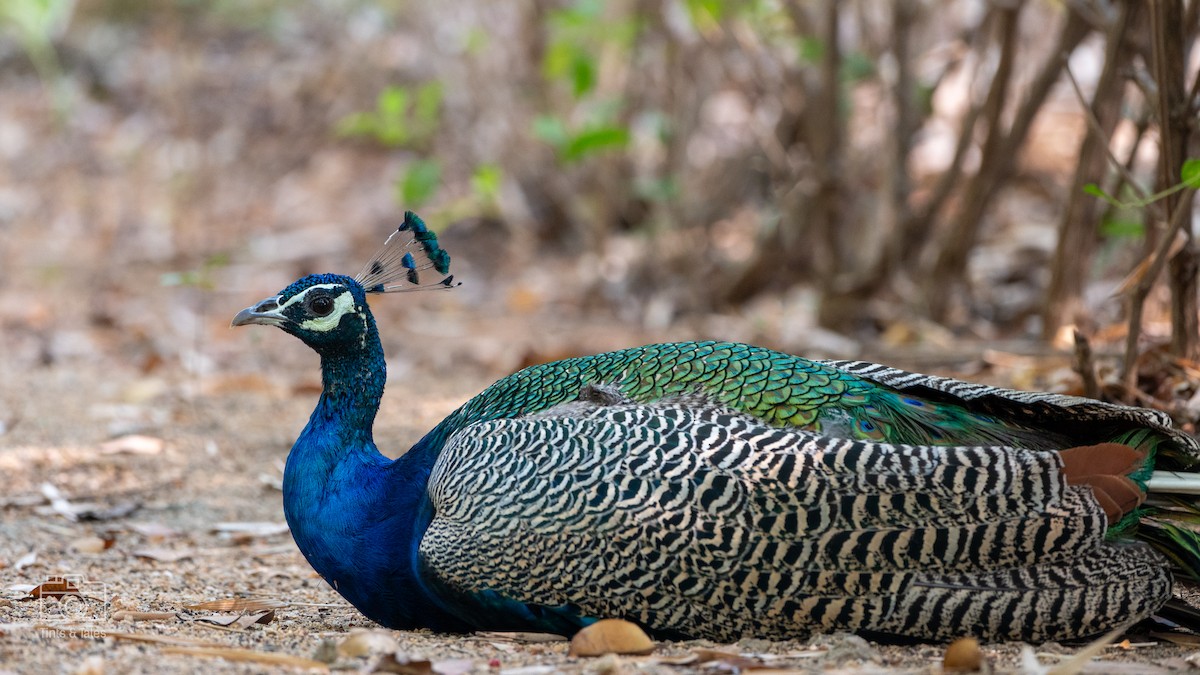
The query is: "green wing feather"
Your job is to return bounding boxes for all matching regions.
[435,341,1197,466]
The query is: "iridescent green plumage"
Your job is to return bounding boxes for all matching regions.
[432,341,1198,467]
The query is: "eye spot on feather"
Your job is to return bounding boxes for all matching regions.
[370,261,384,275]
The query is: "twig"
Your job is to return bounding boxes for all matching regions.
[1073,329,1101,399]
[1120,191,1196,388]
[1062,63,1152,207]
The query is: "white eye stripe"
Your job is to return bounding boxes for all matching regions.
[279,283,346,312]
[297,291,358,333]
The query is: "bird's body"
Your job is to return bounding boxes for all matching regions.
[234,214,1200,643]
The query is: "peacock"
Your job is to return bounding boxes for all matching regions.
[232,212,1200,643]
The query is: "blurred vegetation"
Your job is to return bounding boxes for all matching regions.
[2,0,1198,386]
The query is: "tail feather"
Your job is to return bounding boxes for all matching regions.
[869,543,1170,642]
[1140,498,1200,583]
[819,359,1200,470]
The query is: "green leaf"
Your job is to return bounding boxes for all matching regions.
[799,37,824,63]
[398,159,441,208]
[335,112,377,139]
[470,164,503,200]
[1099,216,1144,238]
[570,54,596,98]
[635,176,678,202]
[378,86,407,121]
[1181,158,1200,189]
[563,125,629,162]
[413,82,444,132]
[1083,182,1121,206]
[532,115,570,148]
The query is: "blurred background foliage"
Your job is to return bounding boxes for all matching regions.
[1,0,1198,400]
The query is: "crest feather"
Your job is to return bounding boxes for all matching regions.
[354,212,460,293]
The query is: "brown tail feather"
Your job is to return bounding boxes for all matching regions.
[1058,443,1147,522]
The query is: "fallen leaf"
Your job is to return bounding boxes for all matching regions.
[183,598,287,613]
[76,501,141,522]
[189,613,241,627]
[129,522,179,539]
[693,648,763,670]
[100,434,165,455]
[72,535,115,553]
[14,551,37,570]
[943,637,984,671]
[474,631,567,643]
[339,629,400,657]
[40,483,78,521]
[238,609,276,628]
[132,548,195,563]
[431,658,473,675]
[652,653,699,665]
[24,576,81,600]
[112,610,177,622]
[372,653,433,674]
[568,619,654,657]
[213,521,290,537]
[161,646,328,671]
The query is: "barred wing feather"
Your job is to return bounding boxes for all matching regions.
[420,397,1169,642]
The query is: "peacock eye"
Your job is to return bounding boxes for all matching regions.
[308,295,335,317]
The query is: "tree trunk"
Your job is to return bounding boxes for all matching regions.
[1043,1,1138,340]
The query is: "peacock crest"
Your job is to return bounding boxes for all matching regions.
[355,211,460,293]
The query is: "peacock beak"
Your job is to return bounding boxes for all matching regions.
[231,296,287,327]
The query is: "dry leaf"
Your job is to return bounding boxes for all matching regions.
[76,501,140,522]
[129,522,179,539]
[112,610,177,622]
[474,631,567,643]
[15,551,37,570]
[189,613,242,627]
[72,535,114,553]
[693,648,764,670]
[431,658,474,675]
[24,576,81,599]
[184,598,287,613]
[161,646,328,671]
[132,548,194,563]
[943,637,984,671]
[238,609,276,628]
[568,619,654,657]
[339,629,400,658]
[213,521,290,537]
[372,653,433,674]
[100,434,165,455]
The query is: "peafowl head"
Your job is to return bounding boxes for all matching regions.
[232,211,458,353]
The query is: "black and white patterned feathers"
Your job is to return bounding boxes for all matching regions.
[421,393,1170,642]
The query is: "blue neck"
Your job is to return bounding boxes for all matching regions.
[281,322,468,631]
